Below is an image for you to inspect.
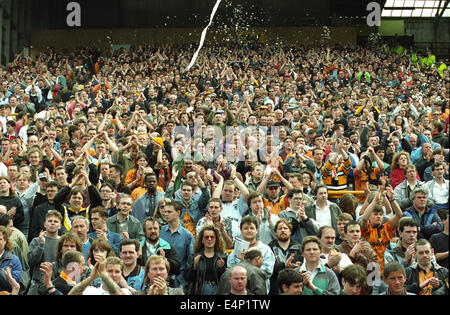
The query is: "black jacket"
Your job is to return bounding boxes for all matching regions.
[145,140,173,168]
[432,133,449,149]
[185,250,228,295]
[305,202,342,234]
[405,262,449,295]
[0,195,25,228]
[216,260,267,295]
[28,192,48,226]
[53,185,102,233]
[138,238,181,277]
[268,239,303,295]
[28,200,57,243]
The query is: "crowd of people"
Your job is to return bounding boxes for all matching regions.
[0,40,448,296]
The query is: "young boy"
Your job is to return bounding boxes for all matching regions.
[277,268,303,295]
[340,264,367,295]
[381,261,415,295]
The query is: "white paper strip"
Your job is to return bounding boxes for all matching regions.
[185,0,223,71]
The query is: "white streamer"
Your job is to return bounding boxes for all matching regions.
[185,0,223,71]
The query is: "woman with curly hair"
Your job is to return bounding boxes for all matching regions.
[389,151,420,189]
[184,225,228,295]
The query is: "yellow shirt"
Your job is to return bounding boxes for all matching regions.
[131,186,164,201]
[263,195,288,215]
[418,269,434,295]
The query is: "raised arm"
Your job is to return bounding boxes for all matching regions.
[360,184,383,232]
[114,112,125,135]
[385,184,403,228]
[103,131,119,160]
[368,146,384,172]
[256,169,272,194]
[230,164,249,200]
[165,165,179,197]
[68,263,99,295]
[273,168,294,190]
[211,171,224,199]
[82,133,100,153]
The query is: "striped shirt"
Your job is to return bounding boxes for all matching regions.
[361,220,396,275]
[321,157,352,192]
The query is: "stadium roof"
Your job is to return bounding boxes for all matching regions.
[381,0,450,18]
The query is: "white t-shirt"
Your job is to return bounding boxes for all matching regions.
[18,124,29,142]
[430,181,449,204]
[314,202,333,228]
[0,116,6,133]
[83,286,132,295]
[35,110,48,120]
[0,162,7,176]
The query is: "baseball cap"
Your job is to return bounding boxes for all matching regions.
[154,137,164,148]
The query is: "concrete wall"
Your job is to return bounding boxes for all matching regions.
[30,26,357,55]
[0,0,30,65]
[404,19,450,54]
[379,20,405,36]
[31,0,332,29]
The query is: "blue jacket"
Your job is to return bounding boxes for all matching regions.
[404,206,443,239]
[87,230,123,256]
[165,186,210,228]
[0,251,23,292]
[131,191,166,222]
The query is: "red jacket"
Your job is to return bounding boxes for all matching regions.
[390,167,421,189]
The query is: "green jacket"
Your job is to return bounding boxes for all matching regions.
[206,107,234,136]
[437,63,447,77]
[394,46,404,56]
[410,53,418,65]
[356,71,371,83]
[118,148,135,180]
[299,262,341,295]
[421,55,436,69]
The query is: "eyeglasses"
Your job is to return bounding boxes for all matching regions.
[203,235,216,240]
[65,152,74,156]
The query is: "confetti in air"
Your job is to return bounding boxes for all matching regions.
[185,0,223,71]
[320,26,331,45]
[368,32,382,48]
